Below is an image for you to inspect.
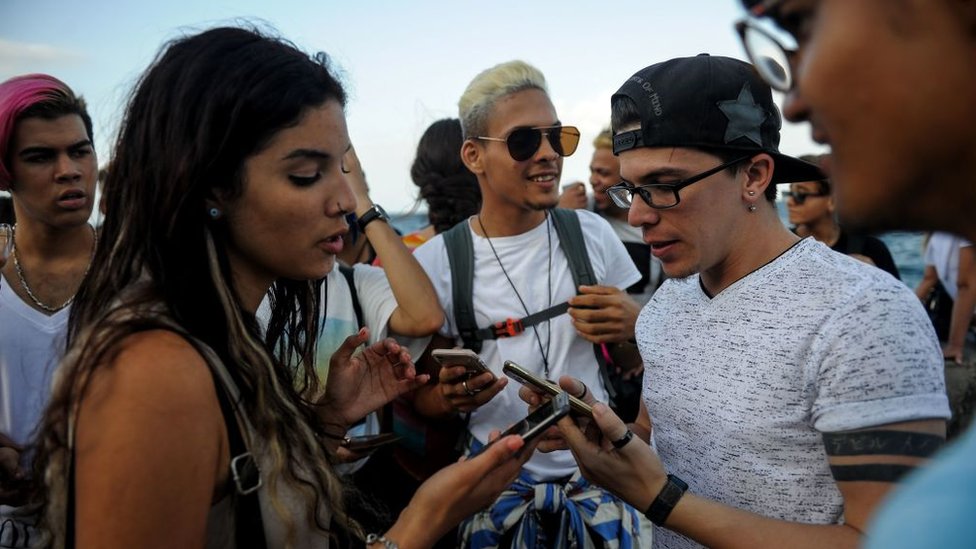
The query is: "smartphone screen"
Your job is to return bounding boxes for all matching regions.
[502,360,593,418]
[469,391,570,458]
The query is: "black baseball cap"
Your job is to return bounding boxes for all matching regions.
[611,54,822,184]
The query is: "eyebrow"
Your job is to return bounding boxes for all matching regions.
[282,148,331,161]
[17,139,92,157]
[625,166,692,186]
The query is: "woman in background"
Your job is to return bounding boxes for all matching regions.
[403,118,481,248]
[787,154,900,280]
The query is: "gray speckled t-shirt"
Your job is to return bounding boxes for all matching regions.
[637,238,950,549]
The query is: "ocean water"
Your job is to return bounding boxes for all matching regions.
[391,210,925,290]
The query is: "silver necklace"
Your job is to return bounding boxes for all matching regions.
[477,212,552,376]
[11,224,97,313]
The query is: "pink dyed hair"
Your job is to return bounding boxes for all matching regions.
[0,74,79,190]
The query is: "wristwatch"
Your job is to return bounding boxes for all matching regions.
[644,474,688,526]
[356,204,389,232]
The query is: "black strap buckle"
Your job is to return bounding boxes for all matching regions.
[492,318,524,338]
[231,452,262,495]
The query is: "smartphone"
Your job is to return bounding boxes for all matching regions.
[502,360,593,418]
[341,432,401,453]
[432,348,495,380]
[469,391,570,458]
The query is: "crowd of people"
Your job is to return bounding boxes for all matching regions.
[1,1,974,548]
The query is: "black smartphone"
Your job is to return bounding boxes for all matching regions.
[340,432,401,453]
[502,360,593,418]
[432,348,496,381]
[469,391,570,458]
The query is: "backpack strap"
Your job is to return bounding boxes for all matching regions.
[337,264,364,329]
[442,220,482,353]
[549,208,617,400]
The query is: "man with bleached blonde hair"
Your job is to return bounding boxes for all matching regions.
[409,60,652,547]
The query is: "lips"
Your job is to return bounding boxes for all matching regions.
[528,172,558,189]
[318,233,345,255]
[649,239,679,259]
[57,189,88,210]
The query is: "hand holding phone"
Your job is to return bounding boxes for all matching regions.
[502,360,593,418]
[432,348,496,382]
[469,392,570,458]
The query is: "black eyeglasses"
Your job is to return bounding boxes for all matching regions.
[782,190,828,205]
[606,155,753,210]
[477,125,581,161]
[734,7,796,92]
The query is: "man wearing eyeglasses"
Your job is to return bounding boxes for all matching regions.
[408,60,651,547]
[734,1,976,547]
[551,54,949,549]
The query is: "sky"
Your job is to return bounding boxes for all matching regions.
[0,0,825,215]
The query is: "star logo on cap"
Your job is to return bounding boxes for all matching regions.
[717,84,767,147]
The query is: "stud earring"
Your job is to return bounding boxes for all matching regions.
[747,191,756,196]
[209,207,222,219]
[748,204,757,212]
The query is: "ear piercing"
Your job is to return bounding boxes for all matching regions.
[747,191,756,196]
[209,207,222,219]
[748,205,757,212]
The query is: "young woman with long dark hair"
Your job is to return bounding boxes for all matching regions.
[30,26,532,549]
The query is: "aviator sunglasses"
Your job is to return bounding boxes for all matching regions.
[782,189,828,205]
[477,126,581,161]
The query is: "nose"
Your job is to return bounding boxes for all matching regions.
[535,131,560,162]
[332,171,358,217]
[627,195,660,229]
[54,153,82,182]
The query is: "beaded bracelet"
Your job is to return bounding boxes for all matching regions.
[365,533,399,549]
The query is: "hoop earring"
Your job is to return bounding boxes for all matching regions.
[209,207,222,219]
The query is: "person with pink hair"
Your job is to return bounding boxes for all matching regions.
[0,74,97,548]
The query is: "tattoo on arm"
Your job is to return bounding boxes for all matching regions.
[823,430,945,483]
[822,430,944,458]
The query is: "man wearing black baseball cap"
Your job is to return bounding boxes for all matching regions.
[549,55,949,549]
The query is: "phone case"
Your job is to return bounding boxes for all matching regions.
[502,360,593,417]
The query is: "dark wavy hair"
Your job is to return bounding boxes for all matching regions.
[410,118,481,233]
[33,26,354,546]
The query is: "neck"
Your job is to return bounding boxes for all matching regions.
[12,217,94,261]
[474,203,548,238]
[806,216,840,247]
[700,209,800,296]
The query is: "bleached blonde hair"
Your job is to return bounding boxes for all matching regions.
[458,60,547,140]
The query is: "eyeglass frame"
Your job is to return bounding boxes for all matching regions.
[734,1,796,93]
[606,154,754,210]
[475,125,581,161]
[782,189,829,205]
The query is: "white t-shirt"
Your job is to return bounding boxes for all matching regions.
[258,263,416,474]
[413,210,641,480]
[605,215,663,305]
[637,238,950,549]
[923,232,974,300]
[1,274,68,547]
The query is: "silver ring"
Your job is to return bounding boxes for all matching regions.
[462,379,477,396]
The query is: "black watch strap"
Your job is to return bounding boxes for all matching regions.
[645,473,688,526]
[357,204,389,232]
